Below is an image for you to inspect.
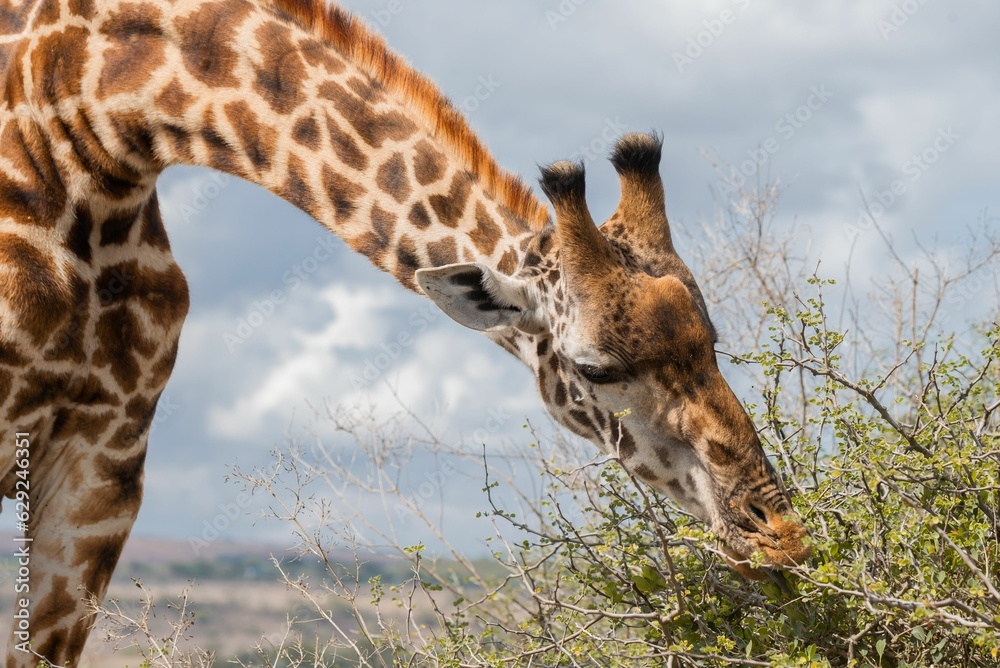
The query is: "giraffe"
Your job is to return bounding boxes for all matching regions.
[0,0,810,664]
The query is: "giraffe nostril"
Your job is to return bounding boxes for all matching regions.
[746,503,767,523]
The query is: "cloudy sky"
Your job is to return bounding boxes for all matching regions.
[12,1,995,556]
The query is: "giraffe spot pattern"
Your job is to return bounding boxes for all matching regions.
[73,532,130,604]
[68,0,94,19]
[299,37,346,73]
[29,26,88,102]
[0,234,72,347]
[348,204,396,267]
[51,406,114,445]
[27,575,76,634]
[470,202,501,256]
[35,0,60,26]
[0,0,35,33]
[497,247,519,275]
[175,0,250,88]
[43,276,89,363]
[634,463,658,482]
[346,76,385,103]
[155,78,194,118]
[6,369,70,421]
[412,139,446,185]
[139,192,172,250]
[319,79,417,148]
[224,100,277,173]
[322,164,364,224]
[99,210,138,246]
[53,109,144,198]
[292,114,321,149]
[162,123,194,161]
[407,201,431,230]
[375,152,410,203]
[394,234,421,288]
[98,3,166,99]
[66,206,95,262]
[325,114,368,171]
[85,451,146,520]
[279,154,317,218]
[428,171,472,228]
[0,121,65,224]
[253,21,306,115]
[199,108,242,174]
[108,109,160,168]
[426,236,457,267]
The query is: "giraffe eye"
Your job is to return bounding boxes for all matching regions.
[577,364,616,384]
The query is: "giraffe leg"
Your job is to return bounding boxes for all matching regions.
[5,430,148,668]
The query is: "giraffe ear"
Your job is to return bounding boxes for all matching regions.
[416,263,544,334]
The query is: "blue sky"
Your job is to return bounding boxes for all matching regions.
[10,1,995,556]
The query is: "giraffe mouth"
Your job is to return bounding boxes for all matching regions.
[720,531,810,587]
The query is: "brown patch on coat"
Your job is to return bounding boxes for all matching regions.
[87,451,146,518]
[0,235,72,347]
[253,21,306,114]
[394,234,420,288]
[50,406,114,445]
[407,201,431,230]
[412,139,446,185]
[35,0,61,26]
[0,0,36,32]
[470,202,501,256]
[0,120,66,224]
[66,206,94,262]
[349,204,395,266]
[199,108,242,174]
[45,109,142,198]
[73,532,129,602]
[428,171,471,228]
[99,211,138,246]
[98,3,167,99]
[6,369,70,420]
[324,114,368,171]
[633,463,658,482]
[318,79,416,148]
[321,164,364,224]
[426,235,457,267]
[298,37,345,73]
[140,192,171,250]
[497,247,519,275]
[155,78,194,118]
[292,114,321,149]
[68,0,95,19]
[175,0,251,88]
[278,154,316,216]
[30,26,88,102]
[224,100,277,173]
[375,152,410,203]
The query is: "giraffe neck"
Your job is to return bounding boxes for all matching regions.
[2,0,546,290]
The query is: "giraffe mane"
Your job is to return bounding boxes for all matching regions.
[266,0,551,230]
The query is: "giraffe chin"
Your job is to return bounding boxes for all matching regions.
[721,544,806,595]
[722,546,773,581]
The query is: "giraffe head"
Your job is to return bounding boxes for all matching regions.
[417,133,809,579]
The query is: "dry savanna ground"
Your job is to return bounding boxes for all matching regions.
[0,534,415,668]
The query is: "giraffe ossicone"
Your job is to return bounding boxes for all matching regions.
[0,0,808,664]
